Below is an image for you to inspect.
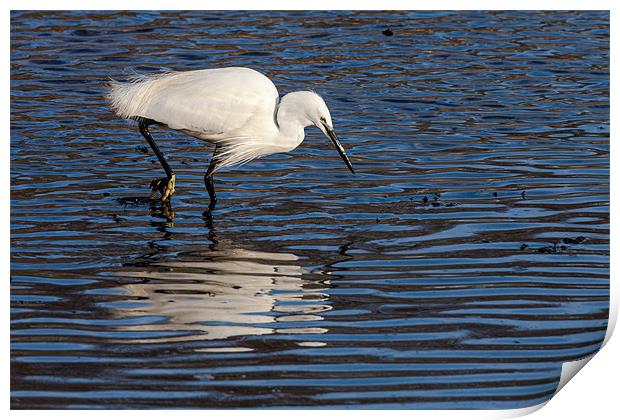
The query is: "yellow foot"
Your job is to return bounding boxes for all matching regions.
[150,174,176,201]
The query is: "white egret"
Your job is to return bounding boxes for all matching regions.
[107,67,355,210]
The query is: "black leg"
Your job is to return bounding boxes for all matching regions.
[203,145,220,211]
[139,119,176,201]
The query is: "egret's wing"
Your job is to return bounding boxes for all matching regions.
[108,67,279,136]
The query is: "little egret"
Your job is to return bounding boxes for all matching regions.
[106,67,355,210]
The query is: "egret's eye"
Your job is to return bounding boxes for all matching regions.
[320,117,326,123]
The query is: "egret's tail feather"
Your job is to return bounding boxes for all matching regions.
[106,72,177,120]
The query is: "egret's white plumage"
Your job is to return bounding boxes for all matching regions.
[107,66,354,207]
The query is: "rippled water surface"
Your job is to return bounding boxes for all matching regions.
[11,10,609,409]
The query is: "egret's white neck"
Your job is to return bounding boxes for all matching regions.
[275,93,314,151]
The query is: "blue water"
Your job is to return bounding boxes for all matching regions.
[11,10,609,409]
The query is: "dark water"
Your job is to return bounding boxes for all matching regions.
[11,10,609,409]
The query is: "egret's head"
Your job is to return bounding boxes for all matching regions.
[279,91,354,174]
[306,92,334,133]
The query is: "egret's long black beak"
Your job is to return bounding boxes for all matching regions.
[324,125,355,174]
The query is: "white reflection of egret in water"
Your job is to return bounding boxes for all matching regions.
[115,248,331,349]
